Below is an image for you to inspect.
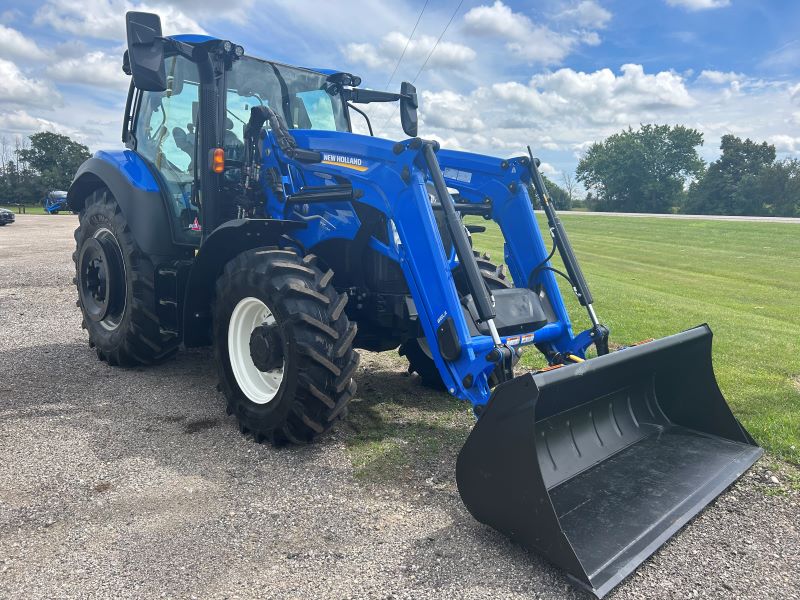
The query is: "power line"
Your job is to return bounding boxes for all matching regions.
[379,0,465,132]
[384,0,429,91]
[410,0,464,84]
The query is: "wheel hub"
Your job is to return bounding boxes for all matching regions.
[77,231,126,328]
[78,238,113,322]
[249,324,283,372]
[227,296,285,405]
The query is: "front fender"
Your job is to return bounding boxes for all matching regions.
[181,218,306,347]
[67,150,178,258]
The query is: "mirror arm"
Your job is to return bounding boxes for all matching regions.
[157,37,195,60]
[348,88,401,104]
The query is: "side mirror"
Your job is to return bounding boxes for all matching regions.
[400,81,418,137]
[125,11,167,92]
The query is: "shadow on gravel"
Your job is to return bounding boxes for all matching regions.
[405,520,580,599]
[0,341,335,481]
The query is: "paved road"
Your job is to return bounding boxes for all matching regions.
[547,210,800,223]
[1,215,798,599]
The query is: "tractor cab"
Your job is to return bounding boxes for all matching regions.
[122,20,415,248]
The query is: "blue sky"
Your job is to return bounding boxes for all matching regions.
[1,0,798,183]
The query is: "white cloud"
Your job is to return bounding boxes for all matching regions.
[488,64,695,126]
[0,25,49,61]
[768,134,800,153]
[345,31,476,72]
[0,59,61,108]
[463,1,533,40]
[539,161,557,176]
[45,51,129,90]
[698,70,744,84]
[0,110,79,139]
[790,82,800,102]
[34,0,206,41]
[581,31,602,46]
[557,1,612,28]
[665,0,731,10]
[462,0,606,64]
[420,90,484,131]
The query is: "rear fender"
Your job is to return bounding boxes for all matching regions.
[67,150,178,258]
[181,218,306,347]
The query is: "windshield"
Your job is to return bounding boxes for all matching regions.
[225,57,349,140]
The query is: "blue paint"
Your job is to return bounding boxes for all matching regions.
[169,34,219,44]
[257,129,601,407]
[94,150,160,193]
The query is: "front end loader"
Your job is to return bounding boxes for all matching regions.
[66,12,762,597]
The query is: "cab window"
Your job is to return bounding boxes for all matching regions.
[133,54,201,244]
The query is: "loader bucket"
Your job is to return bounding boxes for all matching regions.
[456,325,762,598]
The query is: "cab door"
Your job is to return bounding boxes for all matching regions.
[132,53,203,245]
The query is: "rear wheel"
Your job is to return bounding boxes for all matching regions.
[73,188,179,366]
[214,248,359,445]
[401,251,511,389]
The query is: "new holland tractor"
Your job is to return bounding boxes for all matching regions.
[68,12,762,597]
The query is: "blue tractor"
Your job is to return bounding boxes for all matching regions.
[68,13,761,597]
[43,190,69,214]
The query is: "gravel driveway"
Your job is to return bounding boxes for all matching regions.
[1,215,798,599]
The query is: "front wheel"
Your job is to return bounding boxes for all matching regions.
[214,248,359,445]
[73,188,179,366]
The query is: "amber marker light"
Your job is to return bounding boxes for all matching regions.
[210,148,225,173]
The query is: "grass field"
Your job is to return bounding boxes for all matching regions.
[0,205,65,215]
[465,213,800,464]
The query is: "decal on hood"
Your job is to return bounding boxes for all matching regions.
[321,153,368,172]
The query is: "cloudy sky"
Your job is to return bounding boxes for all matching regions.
[1,0,798,180]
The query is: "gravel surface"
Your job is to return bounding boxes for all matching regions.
[1,214,798,599]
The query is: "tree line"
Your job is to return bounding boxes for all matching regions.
[3,128,797,217]
[576,124,800,217]
[0,132,91,205]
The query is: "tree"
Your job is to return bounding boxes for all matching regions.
[685,135,777,215]
[17,132,91,199]
[542,174,571,210]
[751,159,800,217]
[561,171,577,207]
[0,132,90,204]
[576,124,704,213]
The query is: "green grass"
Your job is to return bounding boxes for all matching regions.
[465,213,800,464]
[0,205,66,215]
[343,214,799,480]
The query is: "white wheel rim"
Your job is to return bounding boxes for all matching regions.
[227,297,285,404]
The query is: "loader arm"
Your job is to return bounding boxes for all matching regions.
[436,148,599,360]
[265,129,506,405]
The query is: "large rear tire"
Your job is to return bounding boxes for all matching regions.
[73,188,179,366]
[214,248,359,445]
[400,251,511,389]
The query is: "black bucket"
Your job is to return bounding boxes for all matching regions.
[456,325,762,598]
